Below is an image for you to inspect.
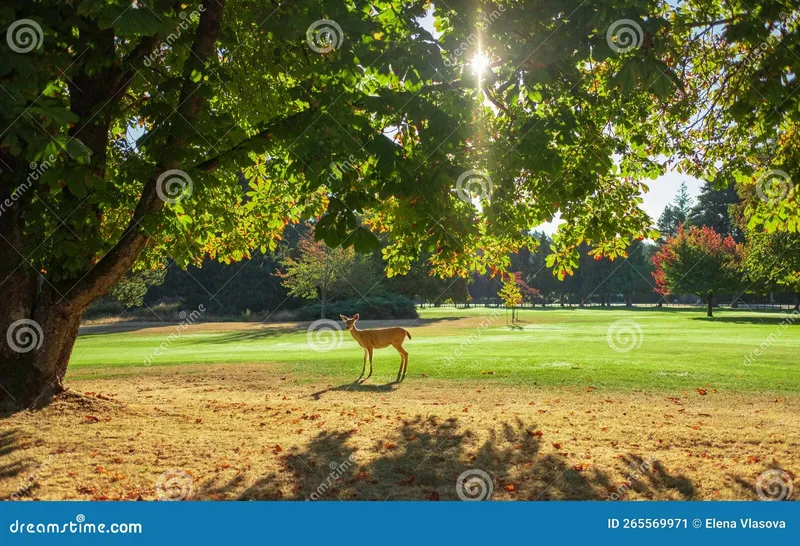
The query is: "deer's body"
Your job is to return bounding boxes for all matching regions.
[340,314,411,382]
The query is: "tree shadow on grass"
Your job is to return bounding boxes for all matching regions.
[0,429,34,498]
[199,417,697,501]
[730,465,796,500]
[78,316,464,338]
[690,315,799,326]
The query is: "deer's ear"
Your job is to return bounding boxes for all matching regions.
[353,313,359,321]
[339,315,347,321]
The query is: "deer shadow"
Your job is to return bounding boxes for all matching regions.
[310,380,401,400]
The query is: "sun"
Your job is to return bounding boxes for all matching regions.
[469,51,491,76]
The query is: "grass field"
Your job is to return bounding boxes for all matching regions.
[1,307,798,501]
[70,307,799,392]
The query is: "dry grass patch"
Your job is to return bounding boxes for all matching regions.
[1,363,797,501]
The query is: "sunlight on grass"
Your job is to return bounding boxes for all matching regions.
[70,308,799,392]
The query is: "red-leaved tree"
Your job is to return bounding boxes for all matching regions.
[652,226,743,317]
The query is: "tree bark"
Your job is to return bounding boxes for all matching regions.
[707,294,714,318]
[625,293,633,307]
[794,293,799,312]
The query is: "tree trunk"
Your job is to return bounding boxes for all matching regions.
[0,283,84,410]
[625,293,633,307]
[794,293,799,312]
[707,294,714,318]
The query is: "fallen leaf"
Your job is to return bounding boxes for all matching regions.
[504,484,516,492]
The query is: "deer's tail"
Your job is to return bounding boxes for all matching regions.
[406,330,412,340]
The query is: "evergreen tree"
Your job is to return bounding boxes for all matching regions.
[688,183,742,242]
[657,182,694,239]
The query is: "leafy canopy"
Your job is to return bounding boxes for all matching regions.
[4,0,791,304]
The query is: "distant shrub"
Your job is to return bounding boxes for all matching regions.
[83,300,126,319]
[269,309,300,322]
[295,292,418,321]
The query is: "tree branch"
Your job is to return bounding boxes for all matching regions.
[195,107,320,172]
[66,0,227,310]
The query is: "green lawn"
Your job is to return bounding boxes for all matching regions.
[69,307,800,392]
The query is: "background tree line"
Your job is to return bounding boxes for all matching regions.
[93,178,798,320]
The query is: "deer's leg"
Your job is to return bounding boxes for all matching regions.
[394,344,405,382]
[358,349,367,379]
[397,345,408,377]
[365,347,374,379]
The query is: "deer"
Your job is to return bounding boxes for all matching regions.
[339,314,411,382]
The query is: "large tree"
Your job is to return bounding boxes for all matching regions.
[652,226,744,317]
[1,0,757,408]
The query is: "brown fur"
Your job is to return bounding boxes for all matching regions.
[340,314,410,382]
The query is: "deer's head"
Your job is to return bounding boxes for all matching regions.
[339,314,360,330]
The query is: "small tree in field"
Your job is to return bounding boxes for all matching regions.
[652,226,743,317]
[277,230,354,319]
[499,279,524,324]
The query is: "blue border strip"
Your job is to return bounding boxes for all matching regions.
[2,501,796,544]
